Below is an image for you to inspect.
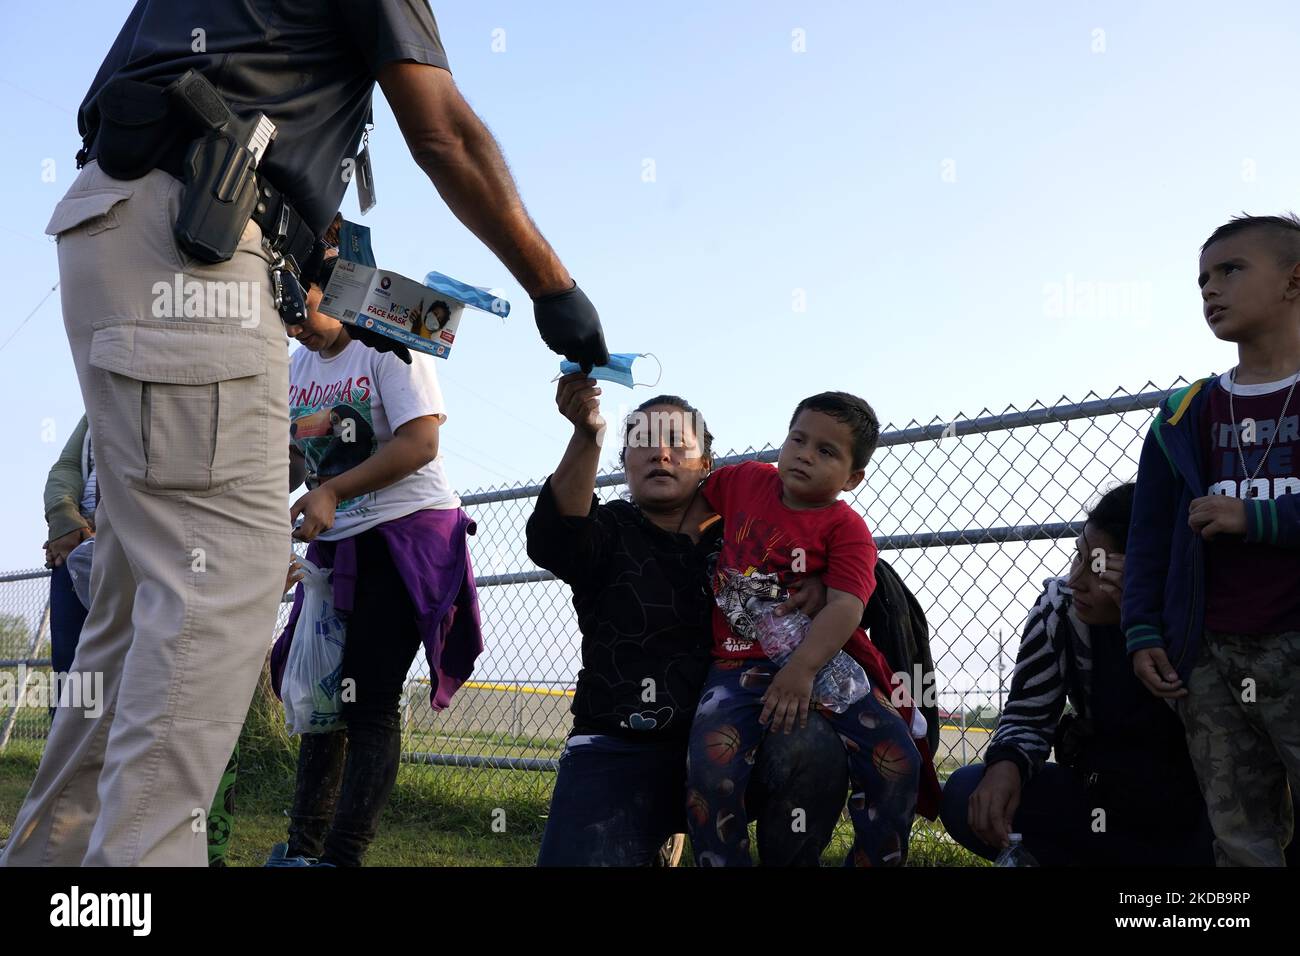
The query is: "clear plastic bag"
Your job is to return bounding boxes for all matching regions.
[65,536,96,608]
[281,559,348,735]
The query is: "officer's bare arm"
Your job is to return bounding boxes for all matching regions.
[377,61,571,299]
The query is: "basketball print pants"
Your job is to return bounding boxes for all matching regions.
[686,660,921,866]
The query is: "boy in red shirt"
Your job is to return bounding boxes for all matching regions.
[685,391,923,866]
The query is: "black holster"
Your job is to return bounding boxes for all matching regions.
[86,76,255,263]
[85,74,326,279]
[171,130,260,263]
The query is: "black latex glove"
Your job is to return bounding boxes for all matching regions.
[533,281,609,372]
[347,323,412,364]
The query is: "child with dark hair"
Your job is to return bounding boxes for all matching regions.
[1124,212,1300,866]
[685,391,938,866]
[266,251,483,867]
[528,379,850,866]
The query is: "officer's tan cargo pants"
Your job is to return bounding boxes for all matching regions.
[0,162,289,866]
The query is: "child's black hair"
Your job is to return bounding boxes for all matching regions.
[1202,212,1300,269]
[1084,481,1136,550]
[618,394,714,469]
[311,254,339,292]
[788,391,880,471]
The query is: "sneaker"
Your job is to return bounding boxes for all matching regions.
[264,842,317,867]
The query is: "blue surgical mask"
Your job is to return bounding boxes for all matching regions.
[339,219,376,267]
[558,352,661,388]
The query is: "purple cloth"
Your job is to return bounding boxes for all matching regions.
[271,507,483,712]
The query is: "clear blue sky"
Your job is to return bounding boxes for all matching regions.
[2,0,1299,575]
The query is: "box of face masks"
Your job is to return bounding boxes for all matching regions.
[317,221,509,359]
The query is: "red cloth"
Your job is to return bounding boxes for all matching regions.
[703,461,939,820]
[702,461,878,663]
[1198,381,1300,633]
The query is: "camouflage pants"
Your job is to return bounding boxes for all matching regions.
[1180,630,1300,867]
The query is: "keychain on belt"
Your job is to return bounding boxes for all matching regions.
[269,252,308,326]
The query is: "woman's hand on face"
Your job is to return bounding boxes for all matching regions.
[291,486,339,542]
[1095,551,1125,603]
[555,372,604,439]
[775,575,827,618]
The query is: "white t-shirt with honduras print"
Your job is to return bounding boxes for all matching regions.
[289,337,460,541]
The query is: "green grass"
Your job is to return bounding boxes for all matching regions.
[0,741,42,846]
[403,729,567,762]
[0,669,984,866]
[411,728,568,750]
[0,738,546,867]
[1,740,981,866]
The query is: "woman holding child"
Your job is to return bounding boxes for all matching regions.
[527,375,929,865]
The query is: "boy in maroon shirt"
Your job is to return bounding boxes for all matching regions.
[1126,213,1300,866]
[685,392,924,866]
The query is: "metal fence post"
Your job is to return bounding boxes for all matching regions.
[959,692,968,765]
[0,598,51,754]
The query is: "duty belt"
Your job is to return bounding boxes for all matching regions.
[82,139,322,325]
[79,71,326,325]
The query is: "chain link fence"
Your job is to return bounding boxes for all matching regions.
[0,379,1184,837]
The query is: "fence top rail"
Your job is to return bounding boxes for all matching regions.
[471,520,1088,589]
[0,384,1175,580]
[459,386,1177,506]
[0,569,55,584]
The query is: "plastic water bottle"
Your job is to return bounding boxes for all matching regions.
[750,604,870,713]
[994,833,1038,867]
[814,652,871,713]
[749,600,805,662]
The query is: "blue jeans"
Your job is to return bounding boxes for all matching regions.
[538,734,688,866]
[941,762,1218,866]
[48,564,89,715]
[538,718,851,866]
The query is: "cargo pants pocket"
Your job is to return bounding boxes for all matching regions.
[88,320,269,496]
[45,185,135,241]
